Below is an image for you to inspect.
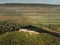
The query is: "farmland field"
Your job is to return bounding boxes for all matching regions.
[0,4,60,24]
[0,4,60,45]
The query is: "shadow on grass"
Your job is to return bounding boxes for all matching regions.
[21,25,60,37]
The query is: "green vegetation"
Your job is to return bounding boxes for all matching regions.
[0,20,21,34]
[0,20,59,45]
[0,4,60,45]
[0,31,60,45]
[46,24,60,32]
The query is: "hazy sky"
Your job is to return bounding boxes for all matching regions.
[0,0,60,4]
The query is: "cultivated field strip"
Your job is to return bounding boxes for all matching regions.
[0,4,60,24]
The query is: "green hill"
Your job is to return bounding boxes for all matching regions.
[0,4,60,45]
[0,31,60,45]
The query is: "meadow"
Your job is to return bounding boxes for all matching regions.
[0,4,60,45]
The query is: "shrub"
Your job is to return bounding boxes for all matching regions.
[0,20,21,34]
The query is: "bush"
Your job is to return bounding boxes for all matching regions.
[47,24,57,30]
[0,20,21,34]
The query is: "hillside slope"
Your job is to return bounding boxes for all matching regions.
[0,31,60,45]
[0,4,60,35]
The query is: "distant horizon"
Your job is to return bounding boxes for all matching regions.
[0,3,60,5]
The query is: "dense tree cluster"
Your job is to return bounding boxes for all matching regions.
[0,20,21,34]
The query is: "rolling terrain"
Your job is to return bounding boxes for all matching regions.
[0,4,60,24]
[0,4,60,45]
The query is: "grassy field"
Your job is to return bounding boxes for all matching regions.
[0,4,60,45]
[0,31,60,45]
[0,4,60,31]
[0,4,60,24]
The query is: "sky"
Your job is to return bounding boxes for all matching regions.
[0,0,60,5]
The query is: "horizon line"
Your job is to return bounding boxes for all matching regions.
[0,3,60,5]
